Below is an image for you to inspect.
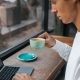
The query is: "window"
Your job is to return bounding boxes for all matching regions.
[0,0,44,58]
[48,0,64,35]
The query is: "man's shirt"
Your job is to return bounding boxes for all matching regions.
[51,39,71,61]
[65,32,80,80]
[51,32,80,80]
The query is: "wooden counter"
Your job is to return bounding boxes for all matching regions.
[4,35,73,80]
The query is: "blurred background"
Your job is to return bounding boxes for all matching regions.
[0,0,77,56]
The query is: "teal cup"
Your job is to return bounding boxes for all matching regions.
[30,38,45,49]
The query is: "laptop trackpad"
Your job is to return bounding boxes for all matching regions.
[17,67,34,75]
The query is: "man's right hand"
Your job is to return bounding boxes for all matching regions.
[38,32,56,48]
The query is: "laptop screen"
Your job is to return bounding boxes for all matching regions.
[0,59,4,70]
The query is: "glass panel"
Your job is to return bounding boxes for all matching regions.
[63,23,77,37]
[48,0,64,35]
[0,0,44,53]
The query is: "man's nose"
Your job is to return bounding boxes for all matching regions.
[51,4,57,13]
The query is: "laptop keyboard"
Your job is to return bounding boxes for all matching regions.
[0,66,19,80]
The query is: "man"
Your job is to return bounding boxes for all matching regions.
[12,0,80,80]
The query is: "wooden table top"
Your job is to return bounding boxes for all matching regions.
[3,35,73,80]
[52,35,73,46]
[4,46,65,80]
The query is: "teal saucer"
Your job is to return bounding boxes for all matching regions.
[17,52,37,61]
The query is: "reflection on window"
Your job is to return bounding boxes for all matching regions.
[0,0,44,52]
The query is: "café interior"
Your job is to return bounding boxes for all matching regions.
[0,0,77,80]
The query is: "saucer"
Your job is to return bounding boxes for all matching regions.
[17,52,37,61]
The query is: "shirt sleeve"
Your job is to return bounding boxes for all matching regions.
[51,39,72,61]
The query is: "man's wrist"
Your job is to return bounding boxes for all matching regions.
[50,39,56,47]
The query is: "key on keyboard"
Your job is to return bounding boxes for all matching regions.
[0,66,19,80]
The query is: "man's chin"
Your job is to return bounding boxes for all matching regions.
[62,20,72,24]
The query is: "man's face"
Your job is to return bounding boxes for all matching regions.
[51,0,76,24]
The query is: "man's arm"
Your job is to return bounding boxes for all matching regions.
[51,39,71,61]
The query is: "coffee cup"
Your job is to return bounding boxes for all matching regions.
[30,38,45,49]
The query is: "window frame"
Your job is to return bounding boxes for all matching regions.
[0,0,54,60]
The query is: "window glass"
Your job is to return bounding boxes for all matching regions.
[48,0,64,35]
[0,0,44,53]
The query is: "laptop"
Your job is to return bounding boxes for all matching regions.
[0,59,34,80]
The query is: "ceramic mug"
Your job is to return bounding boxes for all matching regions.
[30,38,45,49]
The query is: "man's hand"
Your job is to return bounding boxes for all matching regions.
[38,32,56,48]
[12,73,33,80]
